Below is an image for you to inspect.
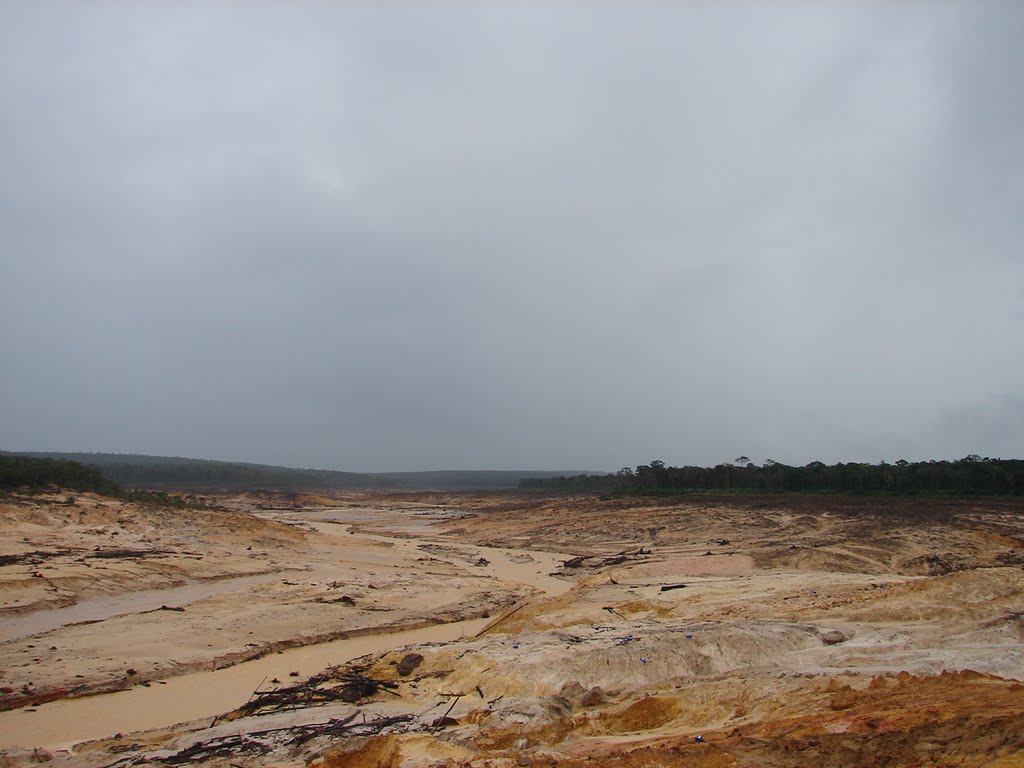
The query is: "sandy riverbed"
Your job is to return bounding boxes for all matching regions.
[0,492,572,752]
[2,491,1024,767]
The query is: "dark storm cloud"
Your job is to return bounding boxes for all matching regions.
[1,1,1022,471]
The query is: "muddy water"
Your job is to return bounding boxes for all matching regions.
[0,520,571,752]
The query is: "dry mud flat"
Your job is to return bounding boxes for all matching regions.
[1,491,1024,767]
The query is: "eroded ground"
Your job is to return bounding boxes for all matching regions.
[1,491,1023,767]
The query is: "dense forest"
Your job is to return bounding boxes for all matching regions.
[520,456,1024,496]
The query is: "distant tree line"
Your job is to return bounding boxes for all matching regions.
[520,456,1024,496]
[4,452,583,491]
[0,455,121,495]
[0,455,213,508]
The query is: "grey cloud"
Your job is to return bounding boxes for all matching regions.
[2,1,1022,471]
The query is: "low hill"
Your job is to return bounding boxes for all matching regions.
[1,452,600,492]
[2,452,392,491]
[373,469,600,491]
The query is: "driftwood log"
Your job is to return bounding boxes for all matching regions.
[560,547,650,569]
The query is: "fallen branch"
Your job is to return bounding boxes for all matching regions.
[431,694,462,729]
[474,603,528,637]
[233,671,400,718]
[560,548,650,570]
[158,733,273,764]
[88,548,173,560]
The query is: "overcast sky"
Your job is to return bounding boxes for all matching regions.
[1,1,1022,472]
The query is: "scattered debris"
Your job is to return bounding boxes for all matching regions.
[659,583,687,592]
[88,548,172,559]
[0,550,71,567]
[157,711,417,763]
[313,595,356,605]
[227,667,401,720]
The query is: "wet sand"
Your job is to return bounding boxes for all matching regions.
[0,572,288,643]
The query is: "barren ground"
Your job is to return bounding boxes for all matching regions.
[1,490,1023,767]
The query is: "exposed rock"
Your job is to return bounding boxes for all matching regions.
[485,697,572,730]
[557,680,585,708]
[0,748,52,767]
[396,653,424,677]
[581,686,609,707]
[829,684,857,710]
